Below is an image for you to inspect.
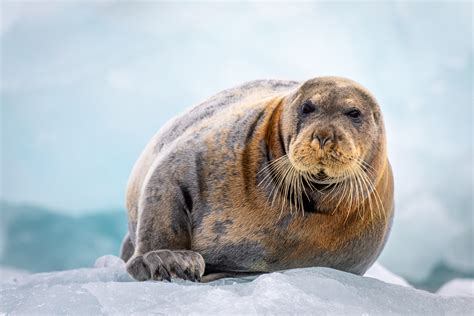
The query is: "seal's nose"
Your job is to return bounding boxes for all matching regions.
[314,131,334,149]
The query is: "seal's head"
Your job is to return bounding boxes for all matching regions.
[280,77,386,184]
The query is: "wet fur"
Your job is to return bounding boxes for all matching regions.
[122,77,394,282]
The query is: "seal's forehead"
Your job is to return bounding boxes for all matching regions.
[297,77,377,109]
[301,77,367,94]
[310,85,365,101]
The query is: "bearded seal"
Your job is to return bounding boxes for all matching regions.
[121,77,394,282]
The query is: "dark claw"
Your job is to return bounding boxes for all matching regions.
[194,268,201,282]
[184,267,196,282]
[159,265,171,282]
[174,266,188,281]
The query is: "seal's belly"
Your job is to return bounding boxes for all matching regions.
[192,216,376,275]
[195,233,319,273]
[191,197,386,275]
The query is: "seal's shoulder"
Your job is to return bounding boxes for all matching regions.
[236,79,300,91]
[197,79,299,108]
[155,79,299,148]
[212,79,300,104]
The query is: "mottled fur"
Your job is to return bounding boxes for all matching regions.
[122,77,394,282]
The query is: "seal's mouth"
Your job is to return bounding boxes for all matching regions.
[302,171,337,192]
[315,170,328,181]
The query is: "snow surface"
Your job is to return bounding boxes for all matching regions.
[0,266,29,282]
[364,262,412,288]
[1,256,472,315]
[437,279,474,298]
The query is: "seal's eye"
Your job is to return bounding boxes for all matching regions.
[345,109,362,123]
[301,101,316,115]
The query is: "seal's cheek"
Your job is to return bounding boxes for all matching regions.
[334,130,360,160]
[288,139,318,170]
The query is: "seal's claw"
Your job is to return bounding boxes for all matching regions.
[126,255,151,281]
[173,265,186,280]
[194,269,202,282]
[127,250,205,282]
[184,267,196,282]
[158,265,171,282]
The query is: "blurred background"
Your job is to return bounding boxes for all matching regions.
[0,1,472,292]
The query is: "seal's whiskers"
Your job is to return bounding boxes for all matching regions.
[257,155,386,223]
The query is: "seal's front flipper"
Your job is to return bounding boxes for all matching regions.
[126,249,205,282]
[120,233,134,262]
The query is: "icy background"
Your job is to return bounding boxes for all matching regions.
[0,1,472,293]
[1,255,473,315]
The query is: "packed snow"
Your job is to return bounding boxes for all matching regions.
[437,279,474,298]
[1,256,472,315]
[0,266,29,281]
[364,262,412,288]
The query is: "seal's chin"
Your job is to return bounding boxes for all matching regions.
[315,170,329,181]
[300,170,341,192]
[303,176,335,192]
[292,162,346,180]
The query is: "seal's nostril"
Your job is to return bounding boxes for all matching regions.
[315,135,331,149]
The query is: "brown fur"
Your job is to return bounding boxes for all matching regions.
[122,77,394,282]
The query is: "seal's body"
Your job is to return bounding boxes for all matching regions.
[122,77,394,282]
